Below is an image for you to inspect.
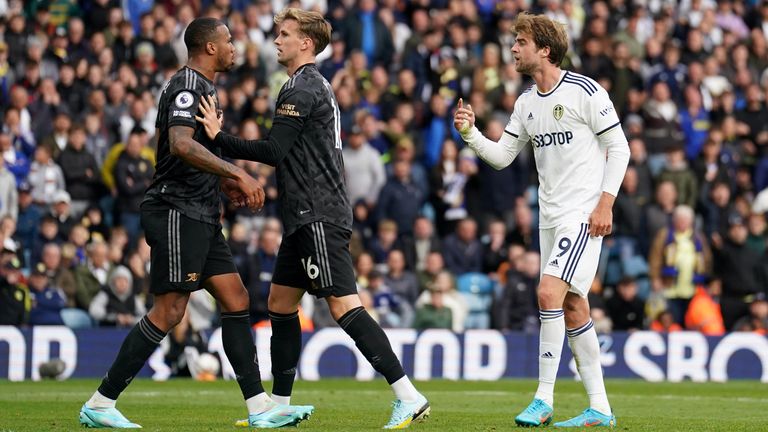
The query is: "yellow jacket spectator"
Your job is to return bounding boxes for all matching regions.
[101,135,156,192]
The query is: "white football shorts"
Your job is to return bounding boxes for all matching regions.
[539,221,603,297]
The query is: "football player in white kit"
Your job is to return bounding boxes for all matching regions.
[454,12,629,428]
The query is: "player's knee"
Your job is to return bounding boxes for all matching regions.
[563,296,590,327]
[267,292,296,314]
[537,276,568,309]
[327,295,362,320]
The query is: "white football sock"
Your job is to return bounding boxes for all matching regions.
[86,391,116,409]
[271,394,291,405]
[391,376,420,402]
[534,309,565,407]
[567,320,611,415]
[246,392,274,414]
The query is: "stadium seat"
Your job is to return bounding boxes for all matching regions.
[456,273,494,329]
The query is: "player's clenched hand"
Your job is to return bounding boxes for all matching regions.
[195,94,222,140]
[588,205,613,237]
[453,98,475,135]
[221,177,246,207]
[233,170,265,211]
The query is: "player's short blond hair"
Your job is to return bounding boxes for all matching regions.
[512,12,569,66]
[274,8,332,55]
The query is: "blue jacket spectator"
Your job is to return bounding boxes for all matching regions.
[375,160,424,238]
[442,218,483,276]
[28,262,66,325]
[0,132,30,187]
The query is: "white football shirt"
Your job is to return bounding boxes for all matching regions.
[503,70,623,228]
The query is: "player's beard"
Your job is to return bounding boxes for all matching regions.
[218,52,236,72]
[515,58,535,75]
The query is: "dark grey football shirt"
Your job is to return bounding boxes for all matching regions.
[143,66,222,225]
[214,63,352,236]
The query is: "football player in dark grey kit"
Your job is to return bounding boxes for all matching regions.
[79,17,313,429]
[196,8,429,429]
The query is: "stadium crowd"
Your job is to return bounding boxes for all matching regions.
[0,0,767,349]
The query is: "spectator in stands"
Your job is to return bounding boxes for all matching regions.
[398,216,441,273]
[31,216,62,266]
[16,182,41,252]
[41,242,77,308]
[368,270,413,328]
[375,159,424,238]
[417,251,447,293]
[89,265,145,327]
[442,217,483,276]
[51,190,78,240]
[28,145,66,208]
[703,181,737,247]
[0,158,17,220]
[733,295,768,334]
[351,199,375,254]
[74,240,112,310]
[387,138,429,199]
[383,249,419,307]
[37,106,70,160]
[430,139,463,236]
[113,129,154,247]
[685,278,726,336]
[28,262,66,325]
[245,221,281,326]
[0,131,30,187]
[482,219,509,274]
[658,148,698,209]
[649,310,682,333]
[692,138,732,207]
[415,269,467,332]
[642,81,685,158]
[746,212,767,256]
[125,248,150,304]
[607,277,646,331]
[83,205,110,244]
[611,166,646,272]
[84,112,111,170]
[342,125,385,207]
[58,123,101,218]
[0,255,28,325]
[474,118,531,228]
[680,85,711,161]
[642,180,678,254]
[506,200,538,251]
[493,251,539,332]
[413,288,452,330]
[368,219,398,268]
[648,205,712,324]
[714,214,763,330]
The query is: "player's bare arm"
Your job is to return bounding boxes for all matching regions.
[589,192,616,237]
[168,125,264,209]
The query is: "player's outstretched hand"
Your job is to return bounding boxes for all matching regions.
[453,98,475,135]
[195,94,222,140]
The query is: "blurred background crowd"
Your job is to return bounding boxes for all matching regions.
[0,0,767,356]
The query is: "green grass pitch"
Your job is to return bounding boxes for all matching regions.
[1,379,767,431]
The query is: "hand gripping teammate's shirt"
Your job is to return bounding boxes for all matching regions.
[462,70,630,229]
[214,63,352,236]
[143,66,222,225]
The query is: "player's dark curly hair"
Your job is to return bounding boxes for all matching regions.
[184,17,224,55]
